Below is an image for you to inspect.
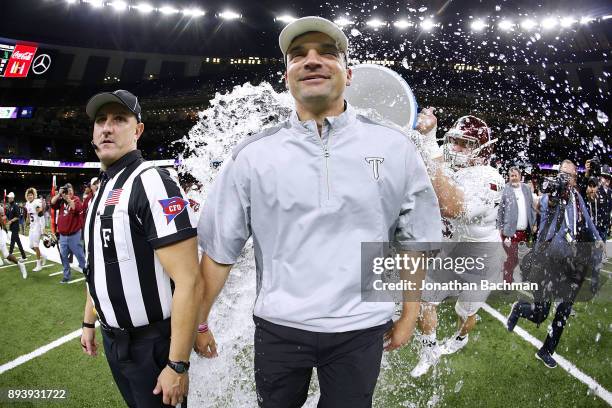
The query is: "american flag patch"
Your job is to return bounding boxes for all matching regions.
[104,189,123,206]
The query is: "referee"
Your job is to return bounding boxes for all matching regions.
[80,89,202,407]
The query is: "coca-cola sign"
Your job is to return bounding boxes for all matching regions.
[3,44,37,78]
[11,51,35,61]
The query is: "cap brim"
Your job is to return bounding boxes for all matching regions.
[279,16,348,56]
[86,92,134,120]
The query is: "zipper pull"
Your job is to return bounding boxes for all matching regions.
[323,147,330,158]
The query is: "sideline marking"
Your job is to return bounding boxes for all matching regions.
[482,303,612,405]
[0,322,99,375]
[0,261,35,270]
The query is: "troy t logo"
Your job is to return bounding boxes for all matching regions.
[365,157,384,180]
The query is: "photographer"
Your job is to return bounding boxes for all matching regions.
[50,183,87,284]
[507,160,603,368]
[579,157,601,197]
[585,176,611,243]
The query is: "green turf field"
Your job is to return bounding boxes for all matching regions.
[0,256,610,407]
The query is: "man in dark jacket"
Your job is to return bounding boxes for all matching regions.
[5,192,27,261]
[507,160,603,369]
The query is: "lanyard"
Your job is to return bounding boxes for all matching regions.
[563,191,577,237]
[589,199,597,224]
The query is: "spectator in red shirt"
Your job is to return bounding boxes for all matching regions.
[51,183,87,283]
[82,177,100,227]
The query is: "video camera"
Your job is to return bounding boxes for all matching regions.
[541,172,571,204]
[587,157,601,178]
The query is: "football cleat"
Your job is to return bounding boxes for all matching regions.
[440,333,469,355]
[410,343,441,378]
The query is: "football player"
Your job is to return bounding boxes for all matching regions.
[25,188,47,272]
[410,110,505,377]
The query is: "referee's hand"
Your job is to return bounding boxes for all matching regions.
[153,366,188,406]
[80,328,98,357]
[194,330,218,358]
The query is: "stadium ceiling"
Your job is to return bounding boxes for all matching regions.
[1,0,610,57]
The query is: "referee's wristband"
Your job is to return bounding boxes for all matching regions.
[82,322,96,329]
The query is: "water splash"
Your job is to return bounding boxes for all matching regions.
[178,83,299,406]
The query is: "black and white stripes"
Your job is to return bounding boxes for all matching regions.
[84,151,197,329]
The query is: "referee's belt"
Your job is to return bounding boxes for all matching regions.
[100,319,171,362]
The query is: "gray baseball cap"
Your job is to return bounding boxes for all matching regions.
[279,16,348,58]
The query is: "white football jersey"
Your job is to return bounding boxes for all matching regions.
[26,199,45,234]
[446,165,504,242]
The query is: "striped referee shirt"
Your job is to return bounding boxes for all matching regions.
[84,150,197,329]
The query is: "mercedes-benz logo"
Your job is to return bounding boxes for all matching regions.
[32,54,51,75]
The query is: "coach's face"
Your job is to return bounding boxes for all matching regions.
[93,103,144,169]
[285,32,351,112]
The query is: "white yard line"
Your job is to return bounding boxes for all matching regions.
[482,303,612,405]
[0,322,99,375]
[0,260,36,270]
[67,277,86,284]
[48,271,63,277]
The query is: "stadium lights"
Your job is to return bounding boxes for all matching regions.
[366,18,387,28]
[219,10,241,20]
[159,5,179,15]
[275,15,297,24]
[603,15,612,20]
[393,19,413,29]
[108,1,128,12]
[470,19,487,31]
[183,8,205,17]
[65,0,77,4]
[498,19,514,31]
[334,17,353,27]
[84,0,104,8]
[580,16,595,24]
[521,18,537,30]
[421,18,436,31]
[560,17,576,27]
[133,3,155,13]
[541,17,558,30]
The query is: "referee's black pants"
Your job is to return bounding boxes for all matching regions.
[253,316,392,408]
[8,228,26,259]
[101,320,185,408]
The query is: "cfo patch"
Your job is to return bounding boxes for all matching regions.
[159,197,189,224]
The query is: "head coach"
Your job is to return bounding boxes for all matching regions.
[194,17,442,407]
[79,89,202,407]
